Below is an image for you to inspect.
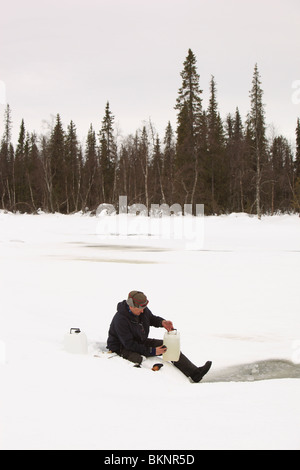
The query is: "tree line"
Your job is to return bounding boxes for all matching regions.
[0,49,300,216]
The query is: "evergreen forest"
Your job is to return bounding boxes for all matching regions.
[1,49,300,216]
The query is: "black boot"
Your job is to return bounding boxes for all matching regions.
[190,361,212,383]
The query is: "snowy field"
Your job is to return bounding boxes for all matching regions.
[0,210,300,450]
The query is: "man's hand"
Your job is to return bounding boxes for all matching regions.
[156,345,167,355]
[162,320,174,332]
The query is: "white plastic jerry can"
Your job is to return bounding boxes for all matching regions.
[162,329,180,362]
[64,328,88,354]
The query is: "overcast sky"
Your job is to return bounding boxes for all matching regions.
[0,0,299,148]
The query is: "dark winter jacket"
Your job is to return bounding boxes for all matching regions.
[107,300,165,357]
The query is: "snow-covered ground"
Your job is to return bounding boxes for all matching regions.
[0,211,300,450]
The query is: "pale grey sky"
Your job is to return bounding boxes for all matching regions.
[0,0,299,147]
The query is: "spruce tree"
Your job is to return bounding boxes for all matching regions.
[206,75,226,213]
[163,121,176,204]
[130,132,142,204]
[225,113,235,211]
[117,141,129,200]
[14,119,27,208]
[248,64,267,218]
[82,123,99,210]
[99,102,116,203]
[225,107,246,212]
[14,121,41,212]
[270,135,294,212]
[175,49,203,206]
[150,136,164,204]
[139,126,150,209]
[27,132,42,211]
[65,120,81,212]
[49,114,65,212]
[23,131,32,210]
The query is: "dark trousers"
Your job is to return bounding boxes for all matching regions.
[119,338,198,378]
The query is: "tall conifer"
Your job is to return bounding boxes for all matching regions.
[163,121,176,204]
[82,124,98,210]
[206,75,226,213]
[14,119,27,207]
[175,49,202,205]
[65,120,81,212]
[248,64,267,218]
[99,102,116,203]
[49,114,65,212]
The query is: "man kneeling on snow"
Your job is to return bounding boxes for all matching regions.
[107,290,212,383]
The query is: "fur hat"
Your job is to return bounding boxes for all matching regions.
[126,290,149,308]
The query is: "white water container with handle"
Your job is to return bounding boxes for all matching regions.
[163,329,180,362]
[64,328,88,354]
